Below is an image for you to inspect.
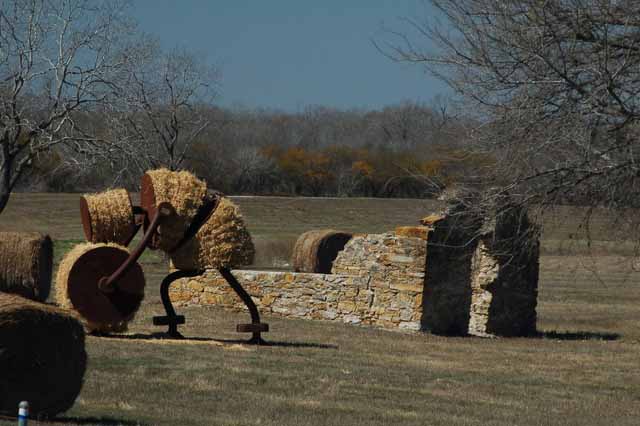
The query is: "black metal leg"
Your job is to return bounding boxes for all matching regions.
[153,269,203,338]
[219,267,269,345]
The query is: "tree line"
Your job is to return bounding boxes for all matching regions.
[22,102,484,198]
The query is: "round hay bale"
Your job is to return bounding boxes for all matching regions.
[55,243,145,334]
[80,188,135,245]
[292,230,352,273]
[0,293,86,418]
[170,197,255,270]
[0,232,53,302]
[140,168,208,251]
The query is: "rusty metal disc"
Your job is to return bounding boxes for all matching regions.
[66,246,145,326]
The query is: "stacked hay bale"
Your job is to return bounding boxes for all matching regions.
[55,242,145,333]
[80,188,135,245]
[0,232,53,301]
[0,293,86,418]
[170,197,255,270]
[291,230,352,273]
[467,201,540,337]
[140,168,208,251]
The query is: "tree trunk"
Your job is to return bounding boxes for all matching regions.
[0,174,11,215]
[0,146,13,215]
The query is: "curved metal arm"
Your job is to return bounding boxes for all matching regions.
[98,202,173,293]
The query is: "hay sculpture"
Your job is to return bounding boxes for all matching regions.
[80,188,135,245]
[292,230,352,273]
[56,242,145,333]
[0,232,53,302]
[170,197,255,269]
[141,168,208,251]
[0,293,86,418]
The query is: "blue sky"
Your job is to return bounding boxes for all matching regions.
[131,1,449,112]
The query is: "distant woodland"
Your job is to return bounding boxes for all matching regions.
[21,101,480,198]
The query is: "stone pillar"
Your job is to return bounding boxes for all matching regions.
[421,205,480,335]
[467,204,540,337]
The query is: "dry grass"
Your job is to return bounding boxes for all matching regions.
[55,242,134,334]
[170,197,254,270]
[291,229,352,273]
[0,231,52,301]
[143,169,208,251]
[0,293,86,418]
[82,189,134,245]
[0,193,638,425]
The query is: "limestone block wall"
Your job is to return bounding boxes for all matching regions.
[421,213,477,336]
[170,214,540,337]
[170,232,427,331]
[467,212,540,337]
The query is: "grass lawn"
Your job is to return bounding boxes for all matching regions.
[0,193,639,425]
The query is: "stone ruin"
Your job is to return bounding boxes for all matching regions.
[170,199,540,337]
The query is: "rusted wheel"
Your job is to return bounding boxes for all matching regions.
[56,244,145,333]
[140,169,208,251]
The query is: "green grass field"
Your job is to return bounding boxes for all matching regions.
[0,193,639,426]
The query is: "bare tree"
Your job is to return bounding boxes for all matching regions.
[379,0,640,211]
[110,43,220,172]
[0,0,134,213]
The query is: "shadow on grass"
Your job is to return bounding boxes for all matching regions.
[34,416,146,426]
[216,338,338,349]
[537,330,620,341]
[93,332,338,349]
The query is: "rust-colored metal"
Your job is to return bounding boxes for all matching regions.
[219,267,268,345]
[79,196,93,242]
[98,202,173,293]
[122,206,146,247]
[140,173,157,223]
[140,173,161,249]
[152,269,203,338]
[67,245,145,325]
[168,189,223,254]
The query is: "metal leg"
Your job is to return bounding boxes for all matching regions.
[152,269,203,338]
[219,267,269,345]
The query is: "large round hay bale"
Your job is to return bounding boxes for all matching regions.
[0,232,53,301]
[140,168,208,251]
[0,293,86,418]
[170,197,255,270]
[292,230,352,273]
[80,188,135,245]
[55,243,145,334]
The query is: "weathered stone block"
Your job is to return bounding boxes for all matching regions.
[467,205,540,337]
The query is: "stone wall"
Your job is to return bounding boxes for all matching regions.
[421,212,477,335]
[170,211,540,337]
[467,207,540,337]
[170,232,427,331]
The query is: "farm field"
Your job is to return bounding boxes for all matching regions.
[0,193,639,425]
